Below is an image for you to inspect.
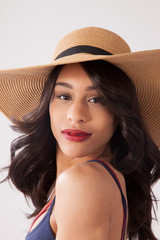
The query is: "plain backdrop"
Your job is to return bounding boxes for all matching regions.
[0,0,160,239]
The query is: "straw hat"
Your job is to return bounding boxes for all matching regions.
[0,27,160,147]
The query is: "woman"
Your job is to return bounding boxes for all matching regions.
[0,27,160,240]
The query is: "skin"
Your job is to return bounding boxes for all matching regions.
[30,63,128,239]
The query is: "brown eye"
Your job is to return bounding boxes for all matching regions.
[56,95,72,100]
[89,97,100,103]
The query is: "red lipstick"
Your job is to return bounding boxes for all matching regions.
[62,129,92,142]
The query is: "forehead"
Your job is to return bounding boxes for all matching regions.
[56,63,94,87]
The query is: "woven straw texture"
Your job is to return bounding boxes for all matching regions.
[0,27,160,147]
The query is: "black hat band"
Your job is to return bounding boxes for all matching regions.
[55,45,112,60]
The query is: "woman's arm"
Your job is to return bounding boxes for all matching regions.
[53,163,115,240]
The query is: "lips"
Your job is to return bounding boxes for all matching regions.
[61,129,92,142]
[62,129,91,135]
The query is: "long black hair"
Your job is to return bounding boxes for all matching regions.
[2,60,160,239]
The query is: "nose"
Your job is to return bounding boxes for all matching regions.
[67,100,88,123]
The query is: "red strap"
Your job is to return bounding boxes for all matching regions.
[29,201,52,232]
[95,159,127,240]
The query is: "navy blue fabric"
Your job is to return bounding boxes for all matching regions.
[25,160,127,240]
[25,197,56,240]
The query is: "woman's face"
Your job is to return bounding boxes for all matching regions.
[49,63,117,159]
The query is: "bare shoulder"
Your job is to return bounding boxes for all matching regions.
[54,160,127,240]
[55,160,126,210]
[55,160,120,200]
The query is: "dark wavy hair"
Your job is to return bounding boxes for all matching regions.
[2,60,160,239]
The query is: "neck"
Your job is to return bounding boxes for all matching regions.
[55,144,112,180]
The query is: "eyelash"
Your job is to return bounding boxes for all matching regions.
[55,94,101,103]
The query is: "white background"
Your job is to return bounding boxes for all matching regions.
[0,0,160,239]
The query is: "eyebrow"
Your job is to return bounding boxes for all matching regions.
[55,82,96,91]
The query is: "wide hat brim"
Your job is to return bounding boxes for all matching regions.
[0,28,160,148]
